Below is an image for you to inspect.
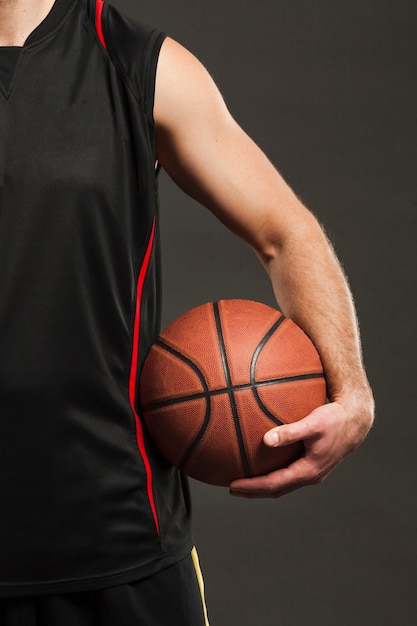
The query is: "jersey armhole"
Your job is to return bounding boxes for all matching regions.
[94,1,166,125]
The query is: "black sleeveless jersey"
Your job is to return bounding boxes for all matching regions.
[0,0,192,596]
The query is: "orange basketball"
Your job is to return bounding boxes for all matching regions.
[139,300,326,486]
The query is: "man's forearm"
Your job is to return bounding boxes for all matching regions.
[264,219,371,401]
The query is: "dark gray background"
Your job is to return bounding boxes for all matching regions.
[113,2,416,624]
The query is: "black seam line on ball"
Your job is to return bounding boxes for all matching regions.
[250,314,287,426]
[213,301,251,478]
[154,339,212,470]
[144,372,325,410]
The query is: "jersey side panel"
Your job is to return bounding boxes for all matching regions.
[102,1,194,562]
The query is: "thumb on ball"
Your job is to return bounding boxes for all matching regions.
[263,423,301,448]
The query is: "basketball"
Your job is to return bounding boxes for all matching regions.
[139,300,326,486]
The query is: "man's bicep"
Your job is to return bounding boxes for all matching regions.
[154,38,234,198]
[154,37,309,253]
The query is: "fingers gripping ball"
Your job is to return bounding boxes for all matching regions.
[139,300,326,486]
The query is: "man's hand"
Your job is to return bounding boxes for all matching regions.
[229,394,374,498]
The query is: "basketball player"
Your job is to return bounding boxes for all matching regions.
[0,0,374,624]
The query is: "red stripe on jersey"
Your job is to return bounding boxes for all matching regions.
[95,0,107,49]
[129,217,160,536]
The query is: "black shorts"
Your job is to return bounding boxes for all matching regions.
[0,550,209,626]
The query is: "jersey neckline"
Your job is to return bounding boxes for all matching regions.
[0,0,77,97]
[0,0,77,49]
[25,0,77,46]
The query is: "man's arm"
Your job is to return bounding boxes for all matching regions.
[154,38,374,497]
